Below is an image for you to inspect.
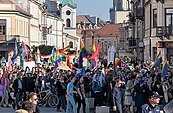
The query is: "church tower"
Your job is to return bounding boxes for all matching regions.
[110,0,131,23]
[61,0,77,37]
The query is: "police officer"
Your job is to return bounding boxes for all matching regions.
[142,91,161,113]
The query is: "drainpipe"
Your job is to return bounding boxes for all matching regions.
[149,3,152,60]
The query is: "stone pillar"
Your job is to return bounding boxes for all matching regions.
[96,106,110,113]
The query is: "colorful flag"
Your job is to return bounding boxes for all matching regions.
[92,41,96,53]
[78,40,88,68]
[22,41,29,58]
[8,51,14,59]
[55,50,61,65]
[62,45,70,54]
[67,56,72,70]
[113,53,117,76]
[162,56,168,78]
[20,42,25,67]
[11,41,18,64]
[115,57,121,66]
[50,47,55,64]
[36,47,41,63]
[89,43,100,60]
[152,51,162,68]
[7,53,12,72]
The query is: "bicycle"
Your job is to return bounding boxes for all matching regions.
[37,89,59,108]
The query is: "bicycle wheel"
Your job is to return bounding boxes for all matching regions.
[47,94,59,108]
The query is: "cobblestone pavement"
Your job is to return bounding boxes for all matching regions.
[0,106,65,113]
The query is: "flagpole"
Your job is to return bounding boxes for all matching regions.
[113,52,116,76]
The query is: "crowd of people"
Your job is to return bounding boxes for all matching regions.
[0,57,173,113]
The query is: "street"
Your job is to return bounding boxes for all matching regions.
[0,106,65,113]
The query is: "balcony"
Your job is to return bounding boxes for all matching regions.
[135,7,144,20]
[156,26,172,37]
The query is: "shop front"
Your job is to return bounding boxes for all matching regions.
[157,41,173,65]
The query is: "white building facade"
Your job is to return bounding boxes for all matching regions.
[144,0,173,64]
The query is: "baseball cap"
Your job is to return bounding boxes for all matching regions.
[149,91,162,99]
[139,79,145,84]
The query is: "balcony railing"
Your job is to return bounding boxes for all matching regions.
[156,26,172,37]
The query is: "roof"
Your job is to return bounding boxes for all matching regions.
[76,15,92,24]
[95,24,123,37]
[62,0,76,8]
[76,29,83,34]
[0,0,12,3]
[0,0,29,14]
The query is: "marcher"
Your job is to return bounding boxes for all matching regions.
[77,76,86,113]
[113,79,122,113]
[56,75,66,112]
[26,92,41,113]
[142,91,161,113]
[0,73,10,107]
[66,76,77,113]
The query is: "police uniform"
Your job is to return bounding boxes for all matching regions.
[141,91,161,113]
[142,103,160,113]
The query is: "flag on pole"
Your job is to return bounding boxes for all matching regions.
[78,40,88,68]
[8,52,13,72]
[55,50,61,65]
[162,56,168,78]
[11,41,18,64]
[22,41,29,58]
[50,47,55,64]
[36,47,41,63]
[152,51,162,68]
[113,53,116,76]
[89,43,100,60]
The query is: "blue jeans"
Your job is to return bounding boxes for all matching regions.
[66,95,77,113]
[59,95,66,110]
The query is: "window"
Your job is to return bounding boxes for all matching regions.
[165,8,173,35]
[66,18,71,27]
[153,9,157,28]
[66,10,71,15]
[153,47,157,61]
[69,41,73,48]
[0,19,6,35]
[77,24,81,29]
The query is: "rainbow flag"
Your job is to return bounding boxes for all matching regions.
[63,45,70,54]
[78,40,88,68]
[55,50,61,65]
[152,51,162,68]
[11,41,18,64]
[162,56,168,78]
[113,53,117,76]
[91,41,97,68]
[115,57,121,66]
[8,51,14,59]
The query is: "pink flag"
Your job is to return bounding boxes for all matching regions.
[22,41,29,57]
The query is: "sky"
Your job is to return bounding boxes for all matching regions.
[76,0,112,21]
